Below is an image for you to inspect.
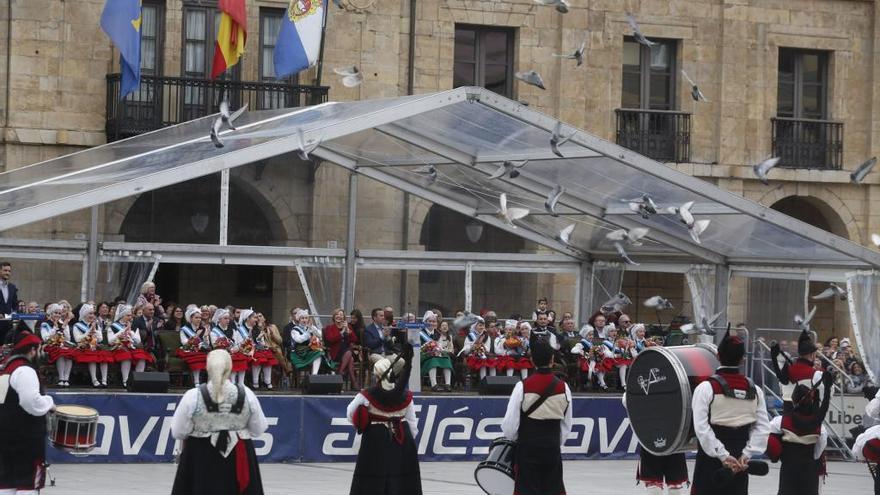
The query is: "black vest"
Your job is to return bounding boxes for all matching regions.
[0,356,47,447]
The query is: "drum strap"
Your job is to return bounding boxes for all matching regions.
[709,374,756,400]
[523,375,560,417]
[199,383,246,414]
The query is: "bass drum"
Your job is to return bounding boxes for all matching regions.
[625,343,718,456]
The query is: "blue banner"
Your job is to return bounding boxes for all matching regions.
[47,392,637,463]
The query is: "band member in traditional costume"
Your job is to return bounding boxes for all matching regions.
[419,311,453,392]
[770,329,825,411]
[765,372,832,495]
[171,350,267,495]
[289,310,325,376]
[72,303,112,388]
[500,320,530,379]
[866,385,880,420]
[347,343,421,495]
[0,331,55,495]
[108,304,154,388]
[39,303,74,387]
[501,339,572,495]
[622,395,689,495]
[178,306,210,386]
[244,310,278,390]
[691,329,770,495]
[211,309,246,386]
[852,423,880,495]
[464,316,495,381]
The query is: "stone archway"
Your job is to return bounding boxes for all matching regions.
[757,185,860,243]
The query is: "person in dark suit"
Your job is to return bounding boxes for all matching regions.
[133,302,164,366]
[0,261,20,344]
[363,307,392,365]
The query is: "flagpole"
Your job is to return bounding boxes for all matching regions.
[314,0,329,86]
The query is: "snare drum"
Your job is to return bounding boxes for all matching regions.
[48,404,99,454]
[474,437,516,495]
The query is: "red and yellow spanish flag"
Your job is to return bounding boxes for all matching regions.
[211,0,247,79]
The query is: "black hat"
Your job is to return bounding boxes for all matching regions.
[530,339,553,368]
[717,327,745,366]
[797,329,817,356]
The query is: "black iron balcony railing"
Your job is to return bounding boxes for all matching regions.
[771,117,843,170]
[106,74,330,141]
[615,108,691,163]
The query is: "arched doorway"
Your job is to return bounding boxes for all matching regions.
[770,196,848,238]
[119,174,279,310]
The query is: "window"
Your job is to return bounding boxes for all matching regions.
[453,25,514,97]
[777,49,829,119]
[258,8,296,109]
[123,1,164,123]
[621,37,677,109]
[182,4,240,120]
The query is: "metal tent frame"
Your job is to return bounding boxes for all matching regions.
[2,87,878,321]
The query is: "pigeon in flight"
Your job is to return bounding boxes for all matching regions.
[872,233,880,247]
[414,165,438,185]
[550,121,575,157]
[624,194,659,219]
[602,292,633,313]
[627,13,655,47]
[680,312,724,336]
[296,127,322,161]
[681,70,708,102]
[850,157,877,184]
[667,201,711,244]
[614,242,639,266]
[544,184,565,216]
[487,160,528,180]
[753,157,780,185]
[553,36,587,66]
[557,224,575,245]
[644,295,673,311]
[453,312,480,331]
[812,283,847,301]
[515,70,546,90]
[209,101,247,148]
[794,306,817,331]
[333,66,364,88]
[533,0,569,14]
[498,193,529,227]
[605,227,650,246]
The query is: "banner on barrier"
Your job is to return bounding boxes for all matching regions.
[47,393,637,463]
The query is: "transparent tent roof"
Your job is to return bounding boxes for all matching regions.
[1,86,877,270]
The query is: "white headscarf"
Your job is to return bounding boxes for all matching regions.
[294,309,309,322]
[630,323,646,339]
[239,308,255,328]
[185,306,200,324]
[519,322,532,332]
[422,310,436,323]
[114,304,132,322]
[469,315,485,334]
[504,319,518,331]
[79,304,95,322]
[212,308,230,326]
[47,303,63,315]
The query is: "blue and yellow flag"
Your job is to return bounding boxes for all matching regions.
[101,0,142,99]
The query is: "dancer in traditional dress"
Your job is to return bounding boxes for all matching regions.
[39,303,74,387]
[212,309,247,386]
[247,311,278,390]
[347,343,421,495]
[691,329,770,495]
[500,320,530,379]
[0,331,55,495]
[108,304,154,388]
[464,316,495,381]
[289,310,325,376]
[419,311,453,391]
[852,423,880,495]
[178,306,210,386]
[611,331,638,391]
[501,339,572,495]
[171,350,267,495]
[72,303,112,388]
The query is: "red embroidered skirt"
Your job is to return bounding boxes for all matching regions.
[176,349,208,371]
[44,345,75,363]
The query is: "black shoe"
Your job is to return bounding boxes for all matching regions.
[431,384,442,392]
[443,384,452,392]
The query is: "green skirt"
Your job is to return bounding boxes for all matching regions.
[290,348,324,369]
[421,354,453,375]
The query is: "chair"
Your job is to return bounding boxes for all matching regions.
[157,331,187,387]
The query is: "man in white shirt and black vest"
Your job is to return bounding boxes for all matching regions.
[0,330,55,495]
[501,340,573,495]
[691,328,770,495]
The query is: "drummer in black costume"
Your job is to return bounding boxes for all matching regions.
[691,329,770,495]
[622,395,689,495]
[346,342,421,495]
[501,339,572,495]
[0,331,55,495]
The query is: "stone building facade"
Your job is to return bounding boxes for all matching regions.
[1,0,878,343]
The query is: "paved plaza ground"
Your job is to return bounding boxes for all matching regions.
[45,459,873,494]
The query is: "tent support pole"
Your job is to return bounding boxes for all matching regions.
[714,264,730,344]
[219,169,230,246]
[86,205,99,300]
[343,173,358,309]
[575,262,593,323]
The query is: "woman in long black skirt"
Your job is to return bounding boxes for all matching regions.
[347,343,422,495]
[171,349,268,495]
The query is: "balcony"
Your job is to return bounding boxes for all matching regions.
[771,117,843,170]
[106,74,330,141]
[615,108,691,163]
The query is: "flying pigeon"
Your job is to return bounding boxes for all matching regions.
[644,295,673,311]
[453,312,480,331]
[812,283,847,301]
[414,165,438,185]
[614,241,639,266]
[487,160,528,180]
[533,0,569,14]
[850,157,877,184]
[550,121,575,157]
[544,184,565,216]
[794,306,818,331]
[753,157,781,185]
[668,201,711,244]
[680,70,708,102]
[208,101,247,148]
[553,36,587,66]
[515,70,546,90]
[296,127,322,161]
[333,66,364,88]
[627,13,655,47]
[624,194,659,219]
[680,311,723,336]
[557,224,575,245]
[602,292,633,313]
[498,193,529,226]
[872,233,880,247]
[605,227,650,246]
